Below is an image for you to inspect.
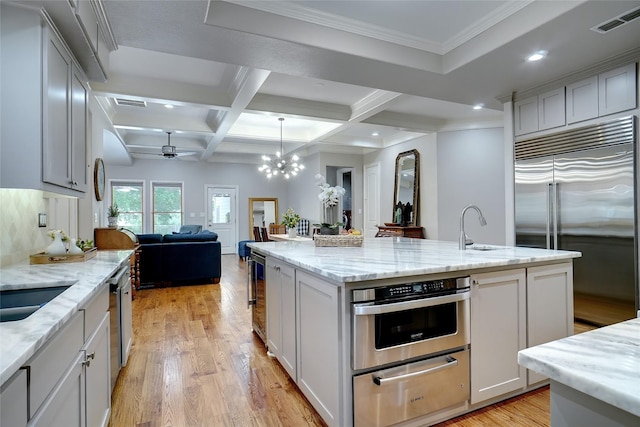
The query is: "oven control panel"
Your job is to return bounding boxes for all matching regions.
[353,277,470,303]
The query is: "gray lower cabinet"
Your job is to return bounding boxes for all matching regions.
[0,369,28,427]
[266,259,296,379]
[470,269,527,404]
[25,283,110,427]
[296,271,341,427]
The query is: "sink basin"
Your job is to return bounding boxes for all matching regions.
[0,285,71,322]
[470,245,501,251]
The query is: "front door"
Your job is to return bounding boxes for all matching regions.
[206,186,237,254]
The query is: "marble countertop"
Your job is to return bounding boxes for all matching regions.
[518,317,640,417]
[0,250,133,385]
[248,238,580,283]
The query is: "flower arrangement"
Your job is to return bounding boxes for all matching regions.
[281,208,301,229]
[47,229,69,242]
[314,174,345,232]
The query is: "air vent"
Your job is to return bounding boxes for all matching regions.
[591,6,640,33]
[114,98,147,107]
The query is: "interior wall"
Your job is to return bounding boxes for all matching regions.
[436,127,506,245]
[107,159,289,241]
[364,135,438,239]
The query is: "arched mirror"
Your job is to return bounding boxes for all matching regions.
[393,149,420,226]
[249,198,278,237]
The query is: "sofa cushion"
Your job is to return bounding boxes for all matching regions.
[137,233,163,244]
[162,232,218,243]
[178,224,202,234]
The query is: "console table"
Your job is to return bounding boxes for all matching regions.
[375,225,424,239]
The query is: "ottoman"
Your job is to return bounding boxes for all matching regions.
[238,240,254,260]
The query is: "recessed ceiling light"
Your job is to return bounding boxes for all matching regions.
[527,50,547,62]
[372,132,379,136]
[164,104,174,109]
[473,104,483,110]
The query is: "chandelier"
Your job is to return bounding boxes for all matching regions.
[259,118,305,179]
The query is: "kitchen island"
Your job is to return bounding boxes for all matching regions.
[0,250,133,427]
[248,237,581,426]
[518,317,640,427]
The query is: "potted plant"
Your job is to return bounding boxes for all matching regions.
[314,174,345,235]
[281,208,301,238]
[107,204,120,228]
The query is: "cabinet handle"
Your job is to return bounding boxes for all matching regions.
[82,352,95,367]
[87,352,95,360]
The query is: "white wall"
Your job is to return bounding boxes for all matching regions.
[436,127,506,245]
[107,159,290,241]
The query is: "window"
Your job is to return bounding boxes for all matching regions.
[111,182,144,234]
[153,182,183,234]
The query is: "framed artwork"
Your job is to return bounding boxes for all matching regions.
[94,158,105,201]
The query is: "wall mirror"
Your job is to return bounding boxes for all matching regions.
[249,198,278,237]
[393,149,420,226]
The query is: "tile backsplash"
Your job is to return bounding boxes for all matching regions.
[0,189,50,266]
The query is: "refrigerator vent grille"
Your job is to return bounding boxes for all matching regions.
[515,116,635,160]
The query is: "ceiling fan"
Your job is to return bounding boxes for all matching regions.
[159,131,196,159]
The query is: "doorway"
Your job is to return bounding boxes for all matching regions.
[336,168,353,230]
[205,185,238,254]
[363,162,380,238]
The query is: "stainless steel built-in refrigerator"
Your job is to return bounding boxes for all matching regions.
[515,116,638,326]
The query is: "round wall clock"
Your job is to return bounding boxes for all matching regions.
[94,158,105,201]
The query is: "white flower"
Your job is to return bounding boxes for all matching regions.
[315,174,345,208]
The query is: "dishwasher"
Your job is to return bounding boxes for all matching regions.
[108,264,133,392]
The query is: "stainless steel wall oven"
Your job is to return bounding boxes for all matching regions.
[352,277,471,427]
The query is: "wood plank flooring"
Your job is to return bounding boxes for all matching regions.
[110,255,597,427]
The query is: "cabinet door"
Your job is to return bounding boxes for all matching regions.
[538,88,565,130]
[470,269,526,404]
[0,369,28,427]
[29,352,85,427]
[84,313,111,427]
[296,271,341,427]
[514,96,539,136]
[526,263,573,384]
[279,263,297,380]
[266,259,282,357]
[566,76,598,124]
[598,63,637,116]
[70,64,88,192]
[42,29,72,189]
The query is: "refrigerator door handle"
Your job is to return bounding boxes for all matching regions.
[546,183,552,249]
[553,182,559,250]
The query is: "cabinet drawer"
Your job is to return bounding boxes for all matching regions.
[26,311,83,417]
[1,368,28,427]
[82,283,108,341]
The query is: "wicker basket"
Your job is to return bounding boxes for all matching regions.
[314,234,363,247]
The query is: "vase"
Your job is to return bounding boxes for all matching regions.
[108,216,118,228]
[68,238,83,254]
[288,227,297,238]
[320,225,339,235]
[45,231,67,255]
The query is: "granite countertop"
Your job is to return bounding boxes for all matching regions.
[0,250,133,385]
[518,317,640,417]
[248,238,581,282]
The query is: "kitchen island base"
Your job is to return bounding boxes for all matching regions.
[551,381,639,427]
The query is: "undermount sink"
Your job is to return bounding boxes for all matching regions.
[470,244,501,251]
[0,285,72,322]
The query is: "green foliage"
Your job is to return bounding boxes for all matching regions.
[281,208,301,228]
[107,204,120,217]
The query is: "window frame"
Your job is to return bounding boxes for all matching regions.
[108,180,145,234]
[151,180,184,234]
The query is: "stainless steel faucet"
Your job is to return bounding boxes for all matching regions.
[459,204,487,250]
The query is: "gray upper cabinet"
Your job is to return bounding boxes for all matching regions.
[598,63,637,116]
[0,3,88,196]
[514,96,539,136]
[566,75,599,124]
[538,88,565,130]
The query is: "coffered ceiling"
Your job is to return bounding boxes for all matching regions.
[87,0,640,165]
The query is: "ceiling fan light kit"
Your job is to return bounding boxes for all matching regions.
[258,118,305,179]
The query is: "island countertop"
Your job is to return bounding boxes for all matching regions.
[248,238,581,283]
[0,250,133,385]
[518,317,640,417]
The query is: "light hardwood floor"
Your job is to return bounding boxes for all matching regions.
[110,255,597,427]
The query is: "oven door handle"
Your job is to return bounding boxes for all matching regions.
[372,355,459,386]
[353,291,469,316]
